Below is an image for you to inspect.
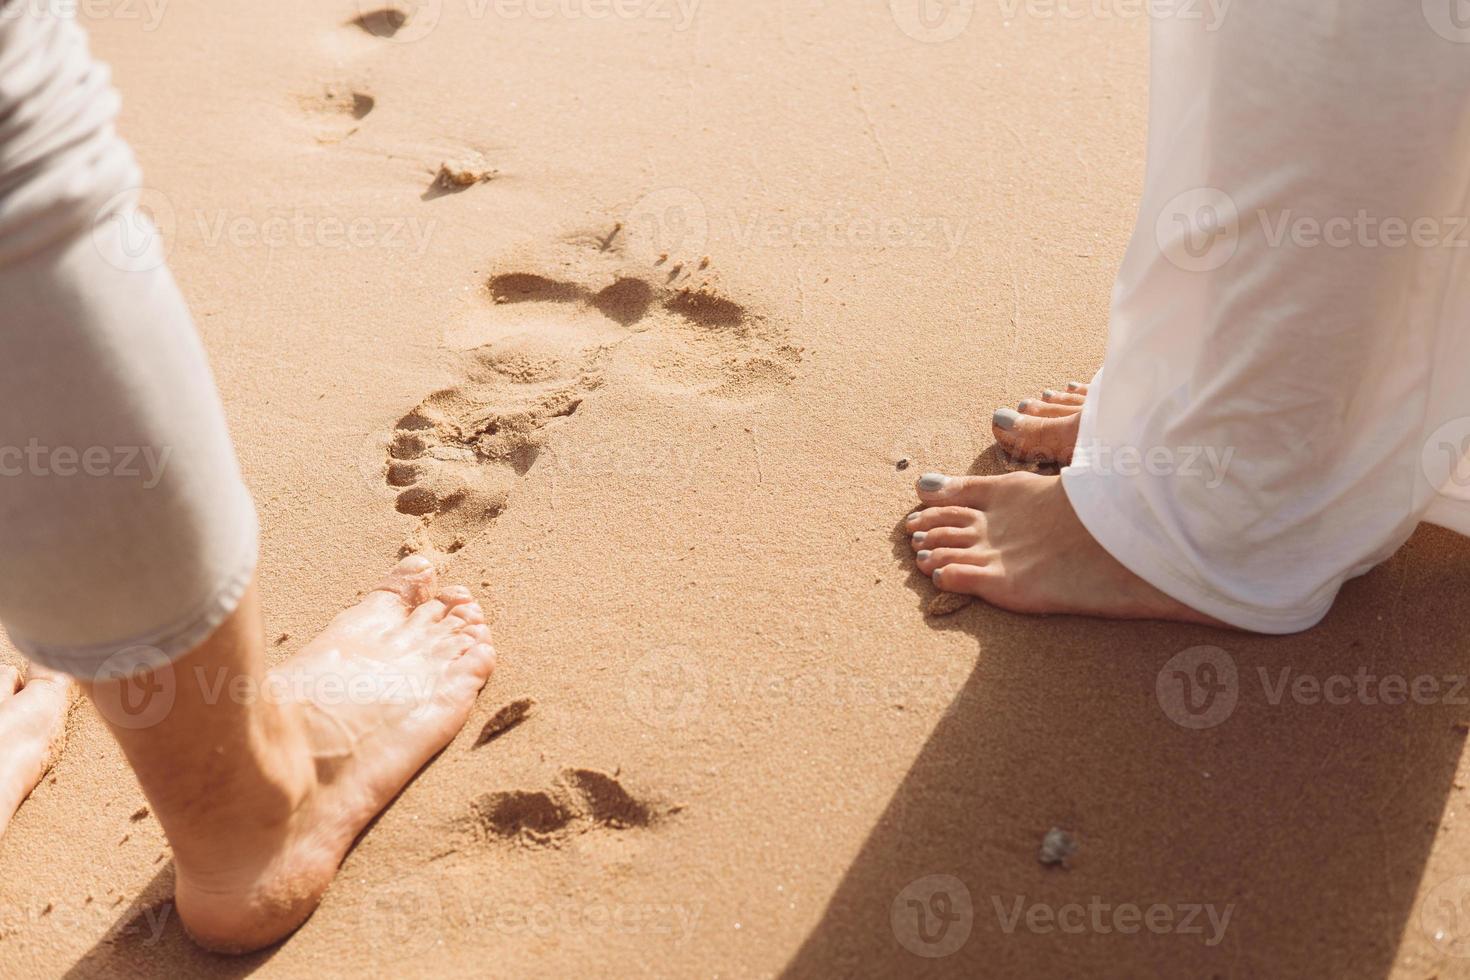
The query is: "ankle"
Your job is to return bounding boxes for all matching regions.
[165,699,320,878]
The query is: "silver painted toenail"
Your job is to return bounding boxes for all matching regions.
[993,408,1021,431]
[906,511,922,524]
[912,531,927,545]
[932,566,944,581]
[918,473,948,492]
[1066,381,1083,391]
[1042,389,1058,399]
[1017,399,1032,412]
[917,549,932,562]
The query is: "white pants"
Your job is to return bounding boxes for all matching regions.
[0,8,258,675]
[1063,4,1470,632]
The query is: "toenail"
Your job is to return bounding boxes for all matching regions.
[932,566,944,582]
[993,408,1020,431]
[906,511,922,524]
[912,531,926,545]
[917,549,932,562]
[398,554,433,573]
[1066,381,1083,391]
[1017,399,1032,411]
[918,473,949,492]
[1042,389,1058,399]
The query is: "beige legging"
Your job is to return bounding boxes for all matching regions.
[0,8,257,676]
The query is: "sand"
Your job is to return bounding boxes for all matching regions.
[2,2,1469,977]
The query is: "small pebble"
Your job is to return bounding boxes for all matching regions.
[437,158,497,188]
[1039,827,1078,867]
[896,457,911,471]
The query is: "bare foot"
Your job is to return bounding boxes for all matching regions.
[908,470,1227,626]
[991,379,1088,465]
[174,556,496,953]
[0,664,74,840]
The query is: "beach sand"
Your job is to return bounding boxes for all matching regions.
[2,2,1469,976]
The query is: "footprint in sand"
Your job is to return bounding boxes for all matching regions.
[466,768,680,849]
[294,84,376,144]
[345,2,441,43]
[386,231,802,555]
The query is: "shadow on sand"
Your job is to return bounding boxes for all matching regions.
[783,451,1470,978]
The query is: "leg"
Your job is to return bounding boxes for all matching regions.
[0,664,74,841]
[86,556,495,953]
[0,10,493,951]
[917,6,1470,631]
[906,472,1225,626]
